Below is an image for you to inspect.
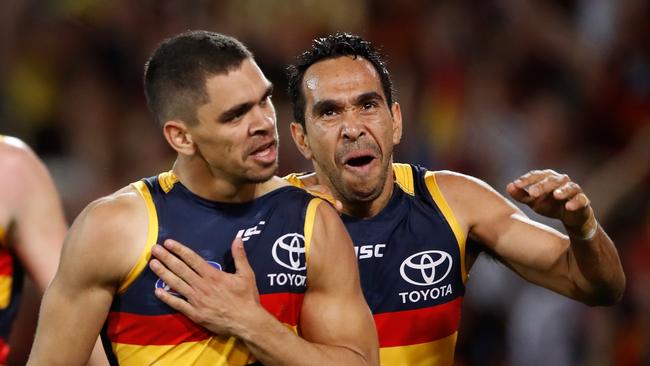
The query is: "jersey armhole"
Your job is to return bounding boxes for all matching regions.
[393,163,415,196]
[424,171,469,283]
[116,181,159,294]
[303,198,323,271]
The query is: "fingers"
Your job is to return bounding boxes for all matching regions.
[551,181,590,211]
[526,174,569,198]
[231,238,254,278]
[509,170,569,201]
[149,256,194,298]
[160,239,215,278]
[506,182,534,203]
[566,192,590,211]
[154,285,197,319]
[151,241,202,281]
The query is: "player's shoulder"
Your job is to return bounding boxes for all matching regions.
[259,176,311,200]
[0,136,43,172]
[428,169,492,193]
[74,185,147,244]
[59,184,149,285]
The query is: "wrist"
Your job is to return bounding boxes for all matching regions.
[230,303,273,342]
[567,215,599,241]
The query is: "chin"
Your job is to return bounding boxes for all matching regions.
[246,164,278,183]
[346,185,383,203]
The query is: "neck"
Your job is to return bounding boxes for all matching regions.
[172,156,281,203]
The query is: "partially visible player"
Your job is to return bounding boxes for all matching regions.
[0,135,65,365]
[0,136,106,366]
[27,31,377,366]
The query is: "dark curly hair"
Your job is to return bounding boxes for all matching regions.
[286,33,395,127]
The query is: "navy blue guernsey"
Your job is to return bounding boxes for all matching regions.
[102,171,323,366]
[286,163,467,366]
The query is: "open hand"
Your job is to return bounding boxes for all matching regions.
[506,169,596,237]
[149,237,261,336]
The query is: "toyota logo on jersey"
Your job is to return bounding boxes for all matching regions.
[272,233,306,271]
[399,250,452,286]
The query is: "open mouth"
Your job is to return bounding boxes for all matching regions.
[250,140,275,155]
[345,155,375,167]
[248,140,277,164]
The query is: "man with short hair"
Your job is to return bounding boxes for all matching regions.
[27,31,378,366]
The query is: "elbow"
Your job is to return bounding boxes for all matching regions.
[584,272,626,307]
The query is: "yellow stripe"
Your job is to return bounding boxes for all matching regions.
[0,275,11,309]
[380,332,457,366]
[303,198,322,268]
[392,163,415,196]
[117,181,158,294]
[283,173,338,207]
[424,172,467,283]
[158,171,179,193]
[283,173,306,189]
[112,337,256,366]
[0,227,5,247]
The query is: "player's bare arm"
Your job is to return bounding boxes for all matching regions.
[436,169,625,305]
[0,137,66,292]
[28,188,148,366]
[150,200,379,366]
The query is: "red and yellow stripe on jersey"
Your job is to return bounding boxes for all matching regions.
[102,172,319,365]
[0,228,12,309]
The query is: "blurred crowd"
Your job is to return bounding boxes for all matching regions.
[1,0,648,365]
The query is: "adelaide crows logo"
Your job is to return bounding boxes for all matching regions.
[155,260,222,296]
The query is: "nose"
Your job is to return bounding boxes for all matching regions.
[249,104,276,136]
[341,116,366,141]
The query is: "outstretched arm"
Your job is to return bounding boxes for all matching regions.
[437,170,625,305]
[150,201,378,366]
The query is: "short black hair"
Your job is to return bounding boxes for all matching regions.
[144,30,252,126]
[286,33,395,126]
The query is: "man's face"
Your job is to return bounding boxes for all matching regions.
[299,56,402,204]
[189,58,278,184]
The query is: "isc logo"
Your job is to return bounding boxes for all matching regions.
[354,244,386,260]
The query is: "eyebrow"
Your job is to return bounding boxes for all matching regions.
[218,84,274,122]
[311,91,385,117]
[311,99,342,117]
[354,92,384,105]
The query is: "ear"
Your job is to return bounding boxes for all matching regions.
[163,120,195,155]
[391,102,403,145]
[290,122,313,160]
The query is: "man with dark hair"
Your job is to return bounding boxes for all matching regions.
[133,32,624,365]
[27,30,378,366]
[283,33,625,365]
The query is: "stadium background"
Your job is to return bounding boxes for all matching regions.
[0,1,648,365]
